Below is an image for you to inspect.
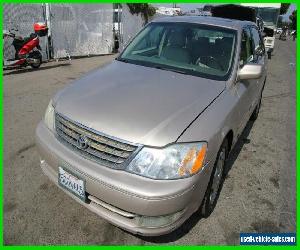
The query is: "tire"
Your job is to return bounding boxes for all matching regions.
[201,138,228,218]
[30,51,42,69]
[250,92,262,121]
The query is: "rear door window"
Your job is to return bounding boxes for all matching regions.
[240,27,254,65]
[250,26,265,61]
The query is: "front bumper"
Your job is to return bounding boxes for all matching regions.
[35,121,212,236]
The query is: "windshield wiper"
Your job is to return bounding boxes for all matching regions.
[116,57,129,63]
[153,65,188,75]
[117,59,192,75]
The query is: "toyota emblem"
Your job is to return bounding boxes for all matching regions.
[77,135,89,149]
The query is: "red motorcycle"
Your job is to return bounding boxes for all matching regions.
[3,22,48,69]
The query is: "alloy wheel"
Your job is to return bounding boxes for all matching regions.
[209,148,225,205]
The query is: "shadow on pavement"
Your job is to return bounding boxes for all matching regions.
[137,120,255,244]
[3,63,71,76]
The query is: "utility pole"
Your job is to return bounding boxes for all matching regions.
[44,3,52,59]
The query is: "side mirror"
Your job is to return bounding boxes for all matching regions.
[238,63,263,80]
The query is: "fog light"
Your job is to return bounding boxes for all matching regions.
[137,210,183,227]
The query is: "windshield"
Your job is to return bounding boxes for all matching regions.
[257,8,279,27]
[119,22,237,81]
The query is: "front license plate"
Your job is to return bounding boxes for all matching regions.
[58,166,86,201]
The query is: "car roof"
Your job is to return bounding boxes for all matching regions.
[151,15,255,30]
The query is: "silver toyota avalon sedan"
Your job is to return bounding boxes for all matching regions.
[36,16,267,236]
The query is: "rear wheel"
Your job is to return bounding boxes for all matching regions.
[201,139,228,218]
[30,51,42,69]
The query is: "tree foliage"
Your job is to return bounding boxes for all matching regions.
[127,4,156,23]
[280,3,290,15]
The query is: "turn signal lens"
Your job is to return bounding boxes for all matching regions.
[191,144,207,173]
[178,144,207,176]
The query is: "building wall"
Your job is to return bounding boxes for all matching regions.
[119,4,144,50]
[50,4,114,58]
[3,4,146,59]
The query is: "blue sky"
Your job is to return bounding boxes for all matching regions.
[154,3,296,21]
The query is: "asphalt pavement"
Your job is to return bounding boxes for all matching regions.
[3,38,296,245]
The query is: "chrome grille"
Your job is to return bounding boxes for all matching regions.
[55,113,140,168]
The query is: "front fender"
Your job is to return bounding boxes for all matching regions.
[176,89,239,170]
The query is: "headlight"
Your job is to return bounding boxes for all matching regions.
[44,100,55,131]
[126,142,207,180]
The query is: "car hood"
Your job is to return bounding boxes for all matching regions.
[54,61,225,147]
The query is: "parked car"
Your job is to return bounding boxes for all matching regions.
[276,28,283,34]
[36,16,267,236]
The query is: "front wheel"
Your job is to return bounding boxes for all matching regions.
[30,51,42,69]
[200,139,228,218]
